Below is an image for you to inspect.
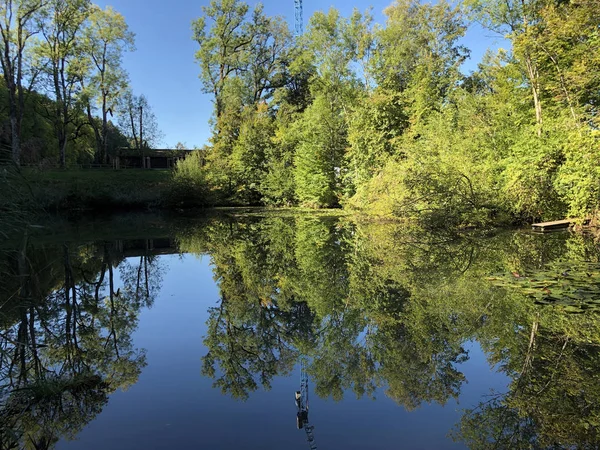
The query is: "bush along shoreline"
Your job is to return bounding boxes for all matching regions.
[172,0,600,229]
[2,162,597,234]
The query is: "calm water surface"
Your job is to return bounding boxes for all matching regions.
[1,212,599,449]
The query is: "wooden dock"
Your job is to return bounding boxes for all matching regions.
[532,219,584,232]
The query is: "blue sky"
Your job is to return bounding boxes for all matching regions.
[95,0,507,149]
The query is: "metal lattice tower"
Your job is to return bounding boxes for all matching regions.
[294,0,303,35]
[295,359,317,450]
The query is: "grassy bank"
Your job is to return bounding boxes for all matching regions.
[23,168,172,212]
[5,168,341,220]
[3,168,591,233]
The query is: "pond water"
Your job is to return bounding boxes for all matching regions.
[1,212,600,449]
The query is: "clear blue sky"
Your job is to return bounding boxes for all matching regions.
[95,0,506,149]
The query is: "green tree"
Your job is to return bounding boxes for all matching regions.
[82,5,134,164]
[192,0,251,120]
[374,0,468,127]
[0,0,45,165]
[191,1,293,204]
[347,0,472,223]
[39,0,91,168]
[465,0,546,132]
[292,8,371,207]
[294,93,347,207]
[116,90,163,150]
[229,102,274,204]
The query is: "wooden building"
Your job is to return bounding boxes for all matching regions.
[112,148,204,169]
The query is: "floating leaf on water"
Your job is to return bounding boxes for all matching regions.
[488,260,600,314]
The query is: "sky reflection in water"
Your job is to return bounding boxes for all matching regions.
[1,214,598,449]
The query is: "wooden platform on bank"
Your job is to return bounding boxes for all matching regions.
[532,219,586,232]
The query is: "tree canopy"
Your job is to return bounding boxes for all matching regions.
[182,0,600,225]
[0,0,161,168]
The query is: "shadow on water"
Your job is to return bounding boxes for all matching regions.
[2,212,600,448]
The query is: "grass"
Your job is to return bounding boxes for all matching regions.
[7,167,357,219]
[26,168,169,183]
[22,168,172,212]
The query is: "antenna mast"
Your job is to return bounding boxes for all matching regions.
[295,359,317,450]
[294,0,303,35]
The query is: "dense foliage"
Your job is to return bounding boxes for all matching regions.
[0,0,161,167]
[184,0,600,226]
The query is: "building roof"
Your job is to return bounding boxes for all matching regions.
[116,148,204,158]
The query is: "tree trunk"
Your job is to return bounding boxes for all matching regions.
[129,107,139,150]
[59,94,70,168]
[0,3,44,166]
[4,77,21,165]
[52,56,66,167]
[10,112,20,166]
[96,92,108,165]
[85,98,103,164]
[524,55,543,136]
[59,136,68,168]
[519,4,543,137]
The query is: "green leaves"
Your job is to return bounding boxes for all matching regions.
[188,0,600,226]
[294,93,347,208]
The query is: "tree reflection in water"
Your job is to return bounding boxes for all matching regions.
[2,215,600,449]
[179,215,600,448]
[0,237,163,449]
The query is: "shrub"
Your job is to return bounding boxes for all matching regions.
[167,151,214,207]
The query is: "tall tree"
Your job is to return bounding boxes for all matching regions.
[82,5,133,164]
[522,0,600,128]
[39,0,91,168]
[192,0,293,202]
[242,8,291,105]
[293,8,372,207]
[465,0,546,133]
[0,0,45,165]
[117,90,162,151]
[374,0,468,128]
[192,0,251,120]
